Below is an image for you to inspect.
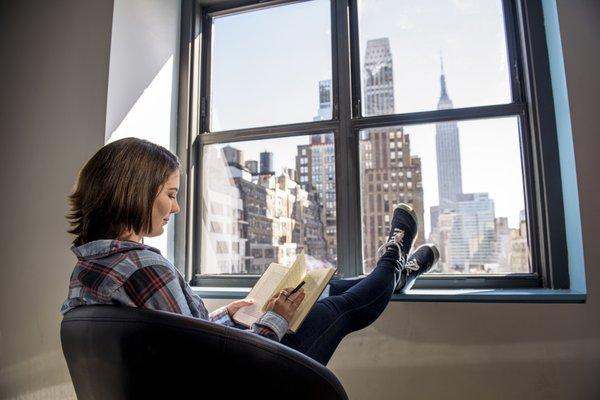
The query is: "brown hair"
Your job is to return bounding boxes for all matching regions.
[66,137,180,246]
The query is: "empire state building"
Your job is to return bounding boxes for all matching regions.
[435,59,463,211]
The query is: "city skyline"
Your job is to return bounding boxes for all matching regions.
[206,51,528,274]
[207,124,528,273]
[224,67,527,236]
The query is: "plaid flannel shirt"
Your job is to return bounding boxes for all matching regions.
[61,240,288,341]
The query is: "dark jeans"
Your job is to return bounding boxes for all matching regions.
[280,251,398,365]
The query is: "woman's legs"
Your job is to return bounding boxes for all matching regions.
[327,275,366,296]
[281,204,418,365]
[280,251,398,365]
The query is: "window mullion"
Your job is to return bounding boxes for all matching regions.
[176,0,198,281]
[192,7,212,284]
[198,120,340,145]
[332,0,361,277]
[351,103,526,131]
[502,0,525,103]
[199,9,212,134]
[348,0,362,119]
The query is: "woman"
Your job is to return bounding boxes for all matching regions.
[61,137,438,365]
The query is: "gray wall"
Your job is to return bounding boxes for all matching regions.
[0,1,598,399]
[0,1,114,398]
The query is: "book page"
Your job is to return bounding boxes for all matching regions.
[288,267,336,331]
[265,252,307,310]
[232,263,289,327]
[290,272,320,325]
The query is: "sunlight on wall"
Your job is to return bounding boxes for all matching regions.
[105,55,176,260]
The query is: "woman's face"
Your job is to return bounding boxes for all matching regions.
[148,170,181,237]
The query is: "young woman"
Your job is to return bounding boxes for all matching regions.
[61,137,438,365]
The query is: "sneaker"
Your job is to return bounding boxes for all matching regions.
[376,203,419,262]
[376,204,419,288]
[395,244,440,293]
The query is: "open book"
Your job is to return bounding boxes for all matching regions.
[232,252,336,333]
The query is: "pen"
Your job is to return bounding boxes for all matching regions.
[287,280,306,298]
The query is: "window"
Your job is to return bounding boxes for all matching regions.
[182,0,568,292]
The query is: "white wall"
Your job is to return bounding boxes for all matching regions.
[0,1,598,399]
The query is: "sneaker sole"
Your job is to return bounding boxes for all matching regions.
[395,203,419,250]
[420,243,440,269]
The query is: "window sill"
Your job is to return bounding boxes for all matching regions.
[192,287,586,303]
[392,288,586,303]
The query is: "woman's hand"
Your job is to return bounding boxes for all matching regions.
[226,299,255,318]
[264,287,306,323]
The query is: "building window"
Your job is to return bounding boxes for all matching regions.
[184,0,569,291]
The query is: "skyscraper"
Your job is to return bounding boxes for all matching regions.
[360,129,425,272]
[360,38,425,272]
[296,81,337,265]
[446,193,497,271]
[363,38,394,116]
[296,145,337,263]
[429,59,506,272]
[435,57,463,211]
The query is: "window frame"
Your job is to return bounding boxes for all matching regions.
[177,0,569,292]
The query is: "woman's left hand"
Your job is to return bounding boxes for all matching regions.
[226,299,255,318]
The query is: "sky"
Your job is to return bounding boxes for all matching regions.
[206,0,526,236]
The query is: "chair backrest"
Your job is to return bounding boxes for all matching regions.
[61,305,348,400]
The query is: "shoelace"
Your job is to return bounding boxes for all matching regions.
[403,259,421,274]
[376,228,408,267]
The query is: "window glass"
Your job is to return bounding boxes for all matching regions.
[359,117,530,275]
[201,133,337,274]
[357,0,511,116]
[210,0,332,131]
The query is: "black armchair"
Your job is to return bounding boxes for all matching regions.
[61,305,349,399]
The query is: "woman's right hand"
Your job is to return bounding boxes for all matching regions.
[264,287,306,323]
